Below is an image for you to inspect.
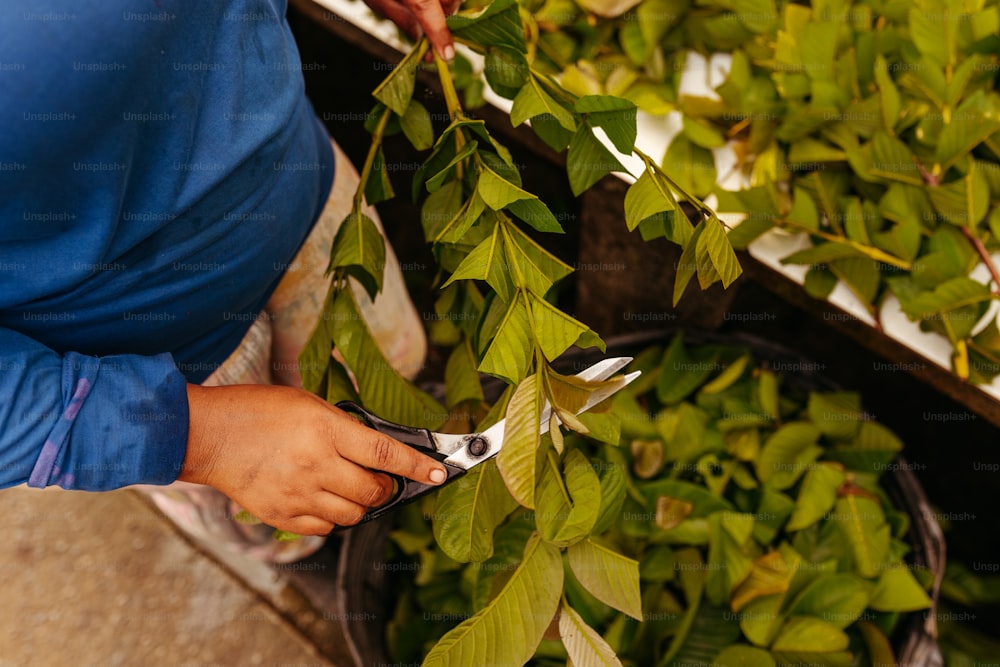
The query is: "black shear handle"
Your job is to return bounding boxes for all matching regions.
[335,401,466,527]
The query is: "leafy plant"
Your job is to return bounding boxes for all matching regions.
[516,0,1000,384]
[382,334,933,666]
[293,1,746,663]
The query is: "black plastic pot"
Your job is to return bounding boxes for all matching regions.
[333,330,946,666]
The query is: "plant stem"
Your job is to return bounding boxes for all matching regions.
[961,226,1000,297]
[353,108,392,210]
[777,219,913,270]
[435,52,465,122]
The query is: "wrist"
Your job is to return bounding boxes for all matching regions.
[178,383,223,486]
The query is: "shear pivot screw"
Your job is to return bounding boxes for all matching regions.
[468,436,488,457]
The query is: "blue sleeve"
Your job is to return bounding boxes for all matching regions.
[0,327,189,491]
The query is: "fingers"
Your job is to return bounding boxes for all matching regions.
[350,431,448,485]
[364,0,422,40]
[321,462,395,508]
[403,0,455,60]
[332,408,448,485]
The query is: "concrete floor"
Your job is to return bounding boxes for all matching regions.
[0,486,339,667]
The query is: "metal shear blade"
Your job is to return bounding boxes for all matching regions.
[436,356,639,470]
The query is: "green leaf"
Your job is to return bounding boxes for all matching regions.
[830,495,890,578]
[483,47,529,99]
[869,564,933,611]
[329,211,387,302]
[423,533,562,667]
[527,291,605,361]
[780,242,865,266]
[873,56,900,132]
[758,370,779,421]
[592,458,626,534]
[804,266,838,299]
[664,135,718,198]
[786,462,846,532]
[666,603,742,667]
[656,334,721,404]
[575,95,638,155]
[497,373,543,508]
[530,113,576,152]
[372,40,428,116]
[875,185,926,261]
[756,423,823,490]
[446,0,527,53]
[683,115,726,149]
[786,186,819,231]
[770,616,850,652]
[476,165,563,232]
[828,256,880,306]
[330,290,445,429]
[726,216,774,250]
[909,6,949,67]
[422,179,465,240]
[898,277,992,320]
[400,99,434,151]
[789,573,871,629]
[699,215,743,289]
[752,487,795,545]
[566,538,643,620]
[731,550,795,612]
[233,509,262,525]
[445,339,485,408]
[706,512,754,606]
[702,354,751,394]
[673,222,705,304]
[479,292,533,384]
[364,148,395,207]
[624,170,682,234]
[536,449,601,547]
[433,460,518,562]
[510,76,577,131]
[426,139,479,192]
[713,645,775,667]
[807,392,861,440]
[856,621,897,667]
[928,162,991,227]
[558,605,623,667]
[935,91,1000,170]
[505,222,573,294]
[825,421,903,473]
[298,282,336,393]
[443,223,514,303]
[325,356,361,405]
[869,131,923,186]
[567,127,627,196]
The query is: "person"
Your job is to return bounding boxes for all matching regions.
[0,0,456,561]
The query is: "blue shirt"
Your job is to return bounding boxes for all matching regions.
[0,0,335,490]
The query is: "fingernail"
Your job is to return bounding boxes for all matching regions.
[443,44,455,62]
[429,468,446,484]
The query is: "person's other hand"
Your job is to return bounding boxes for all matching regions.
[180,384,447,535]
[362,0,461,61]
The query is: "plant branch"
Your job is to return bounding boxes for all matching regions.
[778,219,914,270]
[435,52,465,122]
[961,226,1000,297]
[353,107,392,210]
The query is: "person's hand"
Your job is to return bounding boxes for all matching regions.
[179,384,447,535]
[362,0,461,61]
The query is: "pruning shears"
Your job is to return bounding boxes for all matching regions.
[336,357,640,526]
